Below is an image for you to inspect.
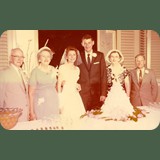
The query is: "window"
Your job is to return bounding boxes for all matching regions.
[117,30,138,70]
[0,31,9,70]
[150,30,160,80]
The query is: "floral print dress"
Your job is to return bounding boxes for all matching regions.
[29,66,59,119]
[106,65,129,93]
[101,65,134,120]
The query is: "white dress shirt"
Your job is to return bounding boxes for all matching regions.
[85,50,93,63]
[137,67,145,81]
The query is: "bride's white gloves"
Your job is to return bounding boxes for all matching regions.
[76,83,81,92]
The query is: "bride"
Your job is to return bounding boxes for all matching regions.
[57,46,85,119]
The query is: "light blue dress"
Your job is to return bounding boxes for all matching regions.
[29,66,59,119]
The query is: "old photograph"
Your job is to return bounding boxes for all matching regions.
[0,30,160,130]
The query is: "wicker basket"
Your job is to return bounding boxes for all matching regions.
[0,108,22,130]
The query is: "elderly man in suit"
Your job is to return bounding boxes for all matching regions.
[78,34,107,111]
[130,54,158,106]
[0,48,29,121]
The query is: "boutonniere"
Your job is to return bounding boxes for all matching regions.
[92,53,97,58]
[145,70,149,74]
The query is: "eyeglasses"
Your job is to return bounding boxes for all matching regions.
[12,55,25,59]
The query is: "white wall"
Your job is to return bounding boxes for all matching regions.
[7,30,39,76]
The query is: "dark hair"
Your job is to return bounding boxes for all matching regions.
[109,51,122,59]
[82,34,94,41]
[65,46,79,65]
[135,54,145,60]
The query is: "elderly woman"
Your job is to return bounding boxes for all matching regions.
[29,47,59,120]
[101,49,134,121]
[105,49,130,96]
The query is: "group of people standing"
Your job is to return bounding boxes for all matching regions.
[0,34,159,122]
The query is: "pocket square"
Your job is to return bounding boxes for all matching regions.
[94,62,100,64]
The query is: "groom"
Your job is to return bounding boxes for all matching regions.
[78,34,107,111]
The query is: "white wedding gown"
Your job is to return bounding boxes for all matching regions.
[101,80,134,120]
[58,64,85,119]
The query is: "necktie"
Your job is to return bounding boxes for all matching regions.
[19,69,27,92]
[87,54,91,70]
[139,69,142,86]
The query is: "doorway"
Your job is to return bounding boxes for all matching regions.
[38,30,97,66]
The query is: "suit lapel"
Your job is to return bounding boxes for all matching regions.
[80,52,90,72]
[90,51,99,70]
[132,69,140,88]
[141,68,149,86]
[20,70,28,93]
[10,66,27,93]
[90,56,96,69]
[80,51,99,72]
[132,68,149,88]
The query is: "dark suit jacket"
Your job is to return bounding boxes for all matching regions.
[78,50,107,110]
[130,68,158,106]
